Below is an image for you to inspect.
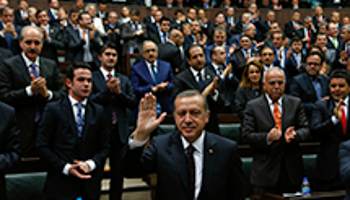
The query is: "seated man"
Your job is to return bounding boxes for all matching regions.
[123,90,245,200]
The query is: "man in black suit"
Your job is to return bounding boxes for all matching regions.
[296,16,317,49]
[289,51,329,120]
[123,90,245,200]
[143,5,158,26]
[173,44,224,134]
[335,24,350,69]
[65,12,102,70]
[0,25,64,156]
[36,9,65,63]
[183,20,208,51]
[326,22,343,50]
[241,67,310,195]
[0,102,20,200]
[36,62,109,200]
[284,10,302,39]
[104,11,121,57]
[0,6,21,55]
[310,69,350,191]
[14,0,30,26]
[91,42,137,200]
[158,29,186,74]
[312,6,329,29]
[149,17,171,45]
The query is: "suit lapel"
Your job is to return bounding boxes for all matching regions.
[82,101,93,140]
[141,61,154,84]
[170,131,190,193]
[62,97,79,137]
[17,56,31,83]
[200,133,218,195]
[262,95,275,128]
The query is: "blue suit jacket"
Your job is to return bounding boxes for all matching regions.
[123,131,245,200]
[130,60,174,113]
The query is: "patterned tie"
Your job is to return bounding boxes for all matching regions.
[151,63,158,84]
[273,102,282,130]
[341,102,347,135]
[197,71,205,90]
[333,37,338,49]
[30,63,39,79]
[307,29,311,48]
[246,49,250,61]
[76,103,84,138]
[106,73,118,125]
[186,144,196,200]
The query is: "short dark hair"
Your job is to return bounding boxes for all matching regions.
[77,12,89,21]
[272,30,285,39]
[66,62,92,81]
[186,44,204,60]
[291,36,302,45]
[215,11,225,18]
[160,17,170,25]
[130,9,140,16]
[99,41,118,55]
[36,9,47,18]
[260,46,274,55]
[240,34,252,41]
[175,90,209,112]
[329,69,350,86]
[306,51,325,64]
[0,7,12,16]
[69,8,79,16]
[174,9,184,15]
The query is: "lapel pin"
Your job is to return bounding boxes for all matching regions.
[206,75,210,79]
[50,29,54,33]
[209,149,214,154]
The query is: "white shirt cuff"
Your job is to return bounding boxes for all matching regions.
[128,134,148,150]
[63,163,72,175]
[266,135,272,145]
[47,90,53,100]
[26,86,33,96]
[211,89,219,101]
[85,159,96,172]
[332,115,340,124]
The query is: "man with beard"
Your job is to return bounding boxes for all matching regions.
[91,42,137,200]
[0,26,64,156]
[241,67,310,195]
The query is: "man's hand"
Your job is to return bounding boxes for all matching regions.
[284,126,296,143]
[88,30,95,40]
[199,34,207,47]
[202,77,219,97]
[107,29,113,36]
[340,51,347,62]
[222,63,232,78]
[74,160,91,173]
[268,126,282,142]
[286,48,292,60]
[68,164,91,179]
[153,81,169,92]
[134,93,167,142]
[107,77,121,94]
[228,44,236,56]
[334,99,344,120]
[30,75,47,94]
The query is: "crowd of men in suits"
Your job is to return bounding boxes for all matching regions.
[1,0,350,199]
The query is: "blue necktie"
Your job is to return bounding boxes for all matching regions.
[151,64,158,84]
[5,32,12,49]
[312,80,322,100]
[76,103,84,137]
[30,63,39,79]
[197,71,205,90]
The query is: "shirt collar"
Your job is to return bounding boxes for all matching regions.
[100,67,115,80]
[265,93,283,105]
[181,130,205,154]
[68,94,88,107]
[21,52,40,67]
[211,62,221,70]
[189,66,204,77]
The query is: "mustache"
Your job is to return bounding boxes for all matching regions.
[148,54,155,59]
[271,90,281,94]
[27,49,38,53]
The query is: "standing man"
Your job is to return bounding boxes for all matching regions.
[91,42,138,200]
[0,102,20,200]
[47,0,60,26]
[241,67,310,195]
[173,44,224,134]
[36,63,109,200]
[0,6,21,55]
[123,90,245,200]
[310,69,350,191]
[0,26,64,156]
[149,17,171,45]
[289,51,329,120]
[130,40,174,114]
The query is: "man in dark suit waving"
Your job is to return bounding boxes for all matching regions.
[241,67,310,195]
[36,63,110,200]
[123,90,245,200]
[91,42,138,200]
[0,25,64,156]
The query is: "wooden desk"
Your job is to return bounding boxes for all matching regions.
[251,191,346,200]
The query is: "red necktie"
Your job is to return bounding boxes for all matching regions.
[341,102,347,135]
[246,50,250,61]
[273,102,282,131]
[307,29,311,47]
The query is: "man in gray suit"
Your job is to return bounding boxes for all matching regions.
[241,67,310,195]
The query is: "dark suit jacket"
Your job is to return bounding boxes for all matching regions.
[0,47,13,64]
[121,21,148,55]
[64,26,102,68]
[326,36,343,50]
[91,70,138,144]
[41,24,66,63]
[312,16,329,28]
[310,97,350,182]
[173,68,224,134]
[0,102,20,200]
[232,47,258,80]
[284,21,302,38]
[14,10,30,26]
[241,95,310,187]
[123,131,245,200]
[36,97,110,200]
[158,42,185,74]
[289,73,329,120]
[104,24,122,55]
[339,140,350,200]
[130,60,174,113]
[235,86,263,120]
[0,55,64,155]
[296,28,316,47]
[0,23,21,55]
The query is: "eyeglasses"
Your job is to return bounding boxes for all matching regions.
[144,48,157,53]
[306,62,321,66]
[262,53,274,56]
[24,40,41,45]
[268,80,284,85]
[105,52,118,57]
